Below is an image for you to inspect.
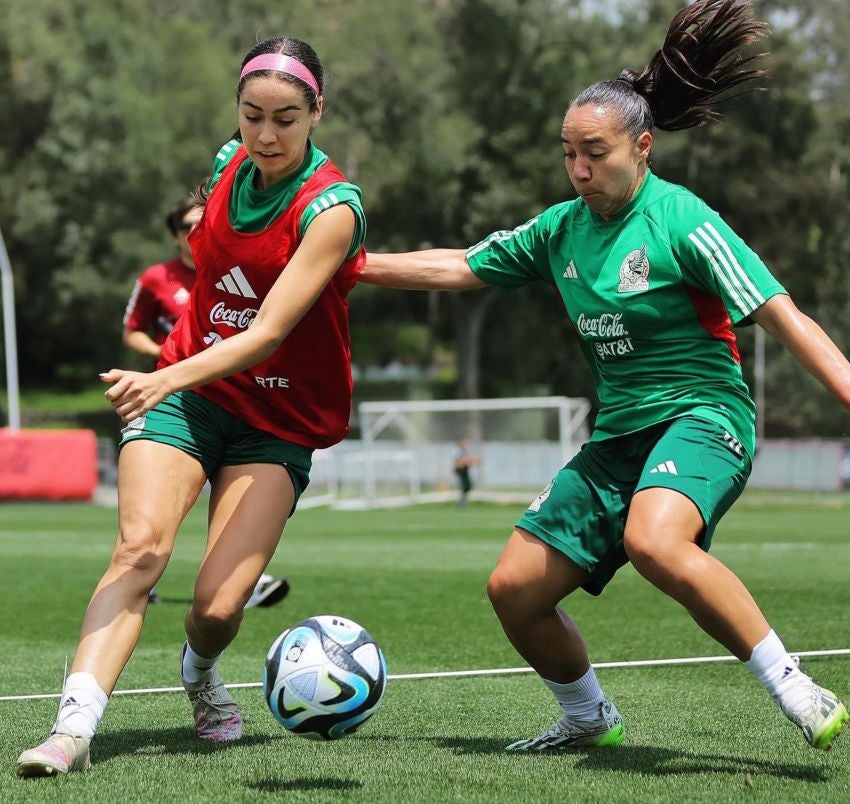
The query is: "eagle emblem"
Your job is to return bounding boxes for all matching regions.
[617,245,650,293]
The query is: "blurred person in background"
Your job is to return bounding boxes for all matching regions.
[17,34,366,777]
[360,0,849,754]
[122,196,201,365]
[453,436,480,507]
[123,196,289,609]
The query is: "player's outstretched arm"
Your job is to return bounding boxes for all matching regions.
[752,294,850,410]
[361,249,488,291]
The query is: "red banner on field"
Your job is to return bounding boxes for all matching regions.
[0,429,98,501]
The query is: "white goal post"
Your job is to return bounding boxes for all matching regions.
[348,396,592,507]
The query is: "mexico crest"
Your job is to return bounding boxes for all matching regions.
[617,245,649,293]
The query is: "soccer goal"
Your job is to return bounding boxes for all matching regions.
[297,448,338,509]
[337,396,592,508]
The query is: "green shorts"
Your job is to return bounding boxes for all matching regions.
[119,390,313,512]
[516,416,751,595]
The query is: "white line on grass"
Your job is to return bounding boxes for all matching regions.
[2,648,849,703]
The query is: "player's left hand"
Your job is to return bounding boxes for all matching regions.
[100,369,169,422]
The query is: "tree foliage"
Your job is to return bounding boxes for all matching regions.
[1,0,849,436]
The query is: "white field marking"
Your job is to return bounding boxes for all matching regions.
[715,542,821,550]
[2,649,849,703]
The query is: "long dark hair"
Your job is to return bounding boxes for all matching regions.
[570,0,769,137]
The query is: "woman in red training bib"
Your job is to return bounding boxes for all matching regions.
[17,36,366,777]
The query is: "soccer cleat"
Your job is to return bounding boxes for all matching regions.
[183,668,243,742]
[505,699,624,752]
[16,731,91,777]
[245,575,290,609]
[148,587,160,604]
[779,678,849,751]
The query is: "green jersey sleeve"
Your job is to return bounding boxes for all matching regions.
[208,139,241,193]
[464,210,556,289]
[666,193,786,324]
[300,183,367,260]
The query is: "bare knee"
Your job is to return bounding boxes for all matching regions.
[623,527,663,576]
[111,519,170,579]
[188,591,244,640]
[624,527,702,591]
[487,565,539,624]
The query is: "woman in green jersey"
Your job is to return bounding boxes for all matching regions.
[360,0,849,752]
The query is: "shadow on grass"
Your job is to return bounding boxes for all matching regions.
[89,728,365,794]
[92,725,281,764]
[247,777,363,793]
[432,738,830,783]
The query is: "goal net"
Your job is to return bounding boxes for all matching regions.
[328,396,591,508]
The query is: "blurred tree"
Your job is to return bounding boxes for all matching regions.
[1,0,233,385]
[0,0,849,438]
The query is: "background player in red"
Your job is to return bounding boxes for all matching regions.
[17,35,366,777]
[123,196,290,609]
[122,196,201,362]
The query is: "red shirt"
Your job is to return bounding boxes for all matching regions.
[160,147,365,449]
[123,257,195,344]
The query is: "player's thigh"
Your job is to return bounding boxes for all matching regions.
[513,436,651,596]
[490,527,590,610]
[196,463,295,606]
[625,487,705,562]
[116,439,207,557]
[629,417,751,554]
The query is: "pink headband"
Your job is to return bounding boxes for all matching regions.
[239,54,320,96]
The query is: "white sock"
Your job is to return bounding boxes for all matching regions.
[745,629,806,705]
[181,641,220,684]
[543,666,605,722]
[54,672,108,742]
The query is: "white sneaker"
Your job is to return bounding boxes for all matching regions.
[16,731,91,777]
[245,575,290,609]
[779,676,848,750]
[182,659,243,742]
[506,699,624,751]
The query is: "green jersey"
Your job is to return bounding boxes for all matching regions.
[208,139,366,258]
[465,171,786,457]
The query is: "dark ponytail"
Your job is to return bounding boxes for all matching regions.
[570,0,768,137]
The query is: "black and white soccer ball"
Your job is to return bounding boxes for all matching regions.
[263,615,387,740]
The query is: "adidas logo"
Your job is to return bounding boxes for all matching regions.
[60,696,79,710]
[649,460,678,475]
[562,260,578,279]
[215,266,257,299]
[722,431,745,457]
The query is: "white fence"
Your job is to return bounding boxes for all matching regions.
[96,436,850,509]
[749,439,844,491]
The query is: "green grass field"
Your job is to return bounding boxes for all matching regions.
[0,492,848,802]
